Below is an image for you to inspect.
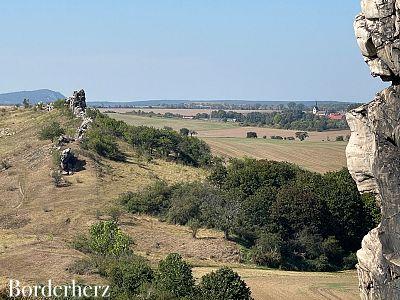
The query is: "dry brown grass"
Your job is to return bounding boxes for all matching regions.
[198,126,350,141]
[203,137,347,173]
[194,267,359,300]
[0,108,210,286]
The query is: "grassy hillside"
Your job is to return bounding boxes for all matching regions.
[0,107,359,299]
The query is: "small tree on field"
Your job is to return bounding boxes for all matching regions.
[295,131,309,141]
[246,132,257,138]
[188,218,201,238]
[336,135,344,142]
[200,267,252,300]
[180,128,190,136]
[155,253,195,298]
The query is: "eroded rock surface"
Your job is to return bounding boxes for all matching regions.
[355,0,400,81]
[60,148,77,175]
[350,1,400,297]
[67,89,87,116]
[347,86,400,298]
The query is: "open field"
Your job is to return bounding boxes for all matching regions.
[99,107,277,116]
[107,113,349,172]
[106,113,350,141]
[194,268,359,300]
[203,137,347,173]
[106,112,237,131]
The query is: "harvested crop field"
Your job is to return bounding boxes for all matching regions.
[193,267,359,300]
[203,137,347,173]
[105,113,236,131]
[198,126,350,142]
[106,113,349,173]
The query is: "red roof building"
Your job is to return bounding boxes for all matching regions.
[328,113,345,120]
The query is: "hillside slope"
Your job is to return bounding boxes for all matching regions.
[0,107,359,299]
[0,108,237,284]
[0,89,65,105]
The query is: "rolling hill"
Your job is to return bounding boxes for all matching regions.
[0,89,65,105]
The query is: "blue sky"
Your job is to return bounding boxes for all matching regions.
[0,1,387,102]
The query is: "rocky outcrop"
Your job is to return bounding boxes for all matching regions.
[67,89,87,116]
[349,0,400,298]
[57,135,74,146]
[60,148,77,175]
[355,0,400,82]
[64,89,93,140]
[55,90,92,176]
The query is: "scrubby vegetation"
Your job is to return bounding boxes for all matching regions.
[72,221,252,299]
[38,121,65,142]
[82,109,212,166]
[121,159,380,272]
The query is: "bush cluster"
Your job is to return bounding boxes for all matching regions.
[122,159,380,271]
[38,121,65,142]
[82,109,212,167]
[72,222,252,299]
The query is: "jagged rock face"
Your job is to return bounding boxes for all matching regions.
[76,117,92,140]
[351,1,400,298]
[64,89,93,140]
[67,89,87,116]
[355,0,400,81]
[347,88,400,298]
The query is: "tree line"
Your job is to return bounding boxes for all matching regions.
[207,108,348,131]
[81,108,213,167]
[120,159,380,272]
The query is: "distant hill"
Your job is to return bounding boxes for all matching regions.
[0,89,65,105]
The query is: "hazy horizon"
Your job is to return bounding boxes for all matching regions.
[0,1,388,102]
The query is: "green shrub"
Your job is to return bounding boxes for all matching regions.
[200,267,252,300]
[88,221,132,257]
[335,135,344,141]
[81,128,125,161]
[53,98,66,109]
[180,127,190,136]
[342,252,358,270]
[39,121,65,142]
[250,233,282,268]
[246,132,257,138]
[120,181,172,215]
[155,253,196,298]
[108,256,154,296]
